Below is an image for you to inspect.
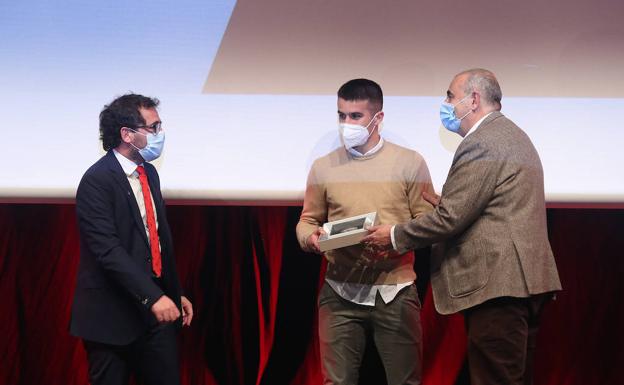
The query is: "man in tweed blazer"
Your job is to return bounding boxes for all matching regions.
[364,69,561,385]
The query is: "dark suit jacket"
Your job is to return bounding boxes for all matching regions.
[70,151,182,345]
[394,112,561,314]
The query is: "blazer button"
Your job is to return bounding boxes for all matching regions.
[141,297,149,305]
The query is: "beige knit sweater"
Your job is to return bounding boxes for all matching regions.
[296,141,434,285]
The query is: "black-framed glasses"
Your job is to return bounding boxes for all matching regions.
[133,121,162,134]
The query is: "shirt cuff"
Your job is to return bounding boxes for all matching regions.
[390,225,398,251]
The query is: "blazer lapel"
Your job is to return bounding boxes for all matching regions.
[145,166,162,212]
[145,165,168,244]
[144,164,171,264]
[104,151,150,247]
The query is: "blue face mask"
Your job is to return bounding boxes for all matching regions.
[440,95,472,133]
[129,129,165,162]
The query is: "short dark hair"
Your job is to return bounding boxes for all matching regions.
[99,93,160,151]
[337,78,383,112]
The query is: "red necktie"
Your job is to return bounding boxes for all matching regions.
[136,165,162,277]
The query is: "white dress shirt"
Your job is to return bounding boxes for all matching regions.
[113,150,159,243]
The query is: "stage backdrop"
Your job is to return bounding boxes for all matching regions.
[1,0,624,204]
[0,204,622,385]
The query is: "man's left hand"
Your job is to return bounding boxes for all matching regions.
[362,224,394,250]
[181,296,193,327]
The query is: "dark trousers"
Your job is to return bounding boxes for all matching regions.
[318,282,422,385]
[463,294,551,385]
[83,323,180,385]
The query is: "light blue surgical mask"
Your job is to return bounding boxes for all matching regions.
[440,95,472,133]
[129,129,165,162]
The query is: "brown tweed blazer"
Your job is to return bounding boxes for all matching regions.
[394,112,561,314]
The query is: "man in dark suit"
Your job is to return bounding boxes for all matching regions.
[364,69,561,385]
[70,94,193,385]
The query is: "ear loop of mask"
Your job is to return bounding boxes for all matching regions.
[123,127,148,151]
[364,112,381,138]
[455,95,473,120]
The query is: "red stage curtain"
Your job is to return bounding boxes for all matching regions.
[0,204,622,385]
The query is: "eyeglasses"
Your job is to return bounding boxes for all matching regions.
[133,121,162,134]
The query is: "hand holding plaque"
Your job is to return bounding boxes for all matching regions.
[318,212,378,252]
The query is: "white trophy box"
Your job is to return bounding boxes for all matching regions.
[318,212,378,252]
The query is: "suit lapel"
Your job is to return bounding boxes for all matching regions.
[144,165,165,225]
[145,165,169,252]
[145,166,161,207]
[144,164,172,269]
[104,151,150,247]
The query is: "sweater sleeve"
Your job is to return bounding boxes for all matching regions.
[296,162,327,252]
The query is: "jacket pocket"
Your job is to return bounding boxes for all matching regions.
[444,240,489,298]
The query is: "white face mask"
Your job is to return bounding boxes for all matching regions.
[338,112,380,150]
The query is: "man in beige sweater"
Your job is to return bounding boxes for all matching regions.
[296,79,434,385]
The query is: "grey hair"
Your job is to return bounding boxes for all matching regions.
[459,68,502,110]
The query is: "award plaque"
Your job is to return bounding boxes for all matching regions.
[318,212,377,252]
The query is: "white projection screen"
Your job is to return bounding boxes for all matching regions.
[1,0,623,206]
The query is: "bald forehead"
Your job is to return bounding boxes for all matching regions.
[453,73,470,88]
[447,74,468,99]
